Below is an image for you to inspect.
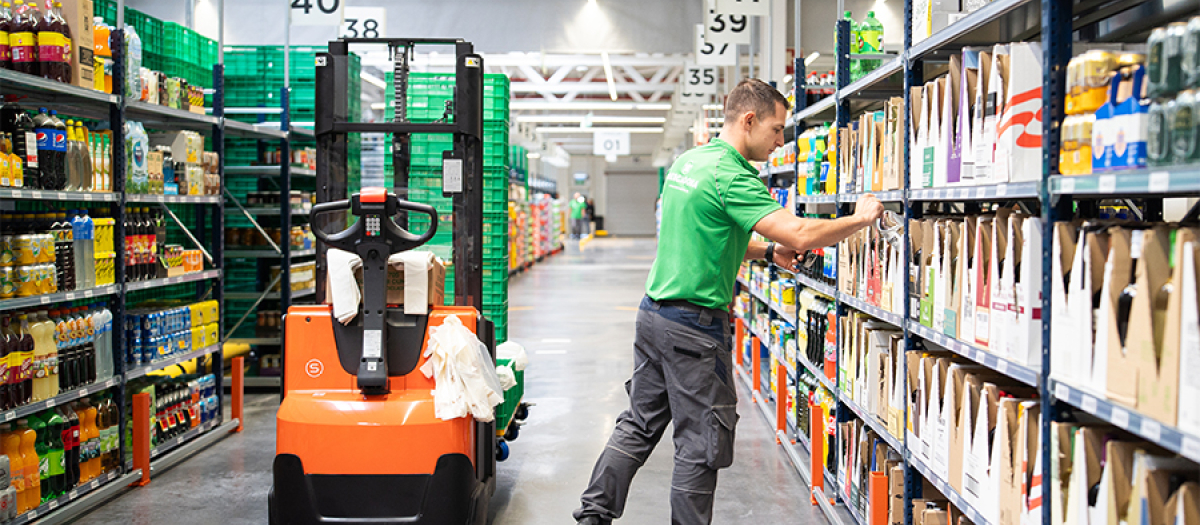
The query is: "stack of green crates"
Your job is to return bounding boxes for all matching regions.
[221,46,361,126]
[383,72,511,343]
[95,1,217,88]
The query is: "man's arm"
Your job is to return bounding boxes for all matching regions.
[753,194,884,253]
[745,240,769,261]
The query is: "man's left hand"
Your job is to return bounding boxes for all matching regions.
[772,245,801,272]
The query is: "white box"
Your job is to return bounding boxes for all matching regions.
[995,42,1045,183]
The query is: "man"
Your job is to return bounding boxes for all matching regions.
[573,79,884,525]
[570,193,588,238]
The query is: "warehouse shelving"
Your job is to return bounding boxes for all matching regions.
[0,285,121,311]
[0,377,122,425]
[124,269,223,292]
[126,344,224,380]
[726,0,1200,522]
[0,189,121,202]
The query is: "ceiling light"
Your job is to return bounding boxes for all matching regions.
[527,152,542,159]
[510,101,671,111]
[805,52,820,66]
[537,126,663,134]
[576,65,588,72]
[601,52,617,102]
[782,74,793,84]
[702,104,723,110]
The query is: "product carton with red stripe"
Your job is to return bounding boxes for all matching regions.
[995,42,1044,183]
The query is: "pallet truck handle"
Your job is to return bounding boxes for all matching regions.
[311,191,440,254]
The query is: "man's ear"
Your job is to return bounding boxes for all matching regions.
[742,110,755,129]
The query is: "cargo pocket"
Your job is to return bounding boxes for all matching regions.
[706,404,739,469]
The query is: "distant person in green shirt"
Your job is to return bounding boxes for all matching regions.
[570,193,588,238]
[574,79,883,525]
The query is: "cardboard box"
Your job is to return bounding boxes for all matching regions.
[1050,222,1080,377]
[1014,216,1043,367]
[384,252,446,313]
[1129,450,1197,525]
[912,83,927,189]
[921,220,939,327]
[991,212,1021,359]
[1135,227,1187,424]
[971,49,995,184]
[888,334,907,439]
[1175,230,1200,436]
[907,350,926,460]
[956,216,978,342]
[991,397,1031,525]
[952,371,984,495]
[1164,482,1200,525]
[1103,228,1148,408]
[987,208,1013,354]
[994,42,1044,183]
[956,48,983,185]
[61,0,95,90]
[928,356,954,479]
[974,216,995,347]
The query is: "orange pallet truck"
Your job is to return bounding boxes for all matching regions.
[269,38,497,525]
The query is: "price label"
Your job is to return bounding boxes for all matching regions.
[84,289,93,298]
[716,0,769,17]
[31,190,43,199]
[1060,177,1076,194]
[78,387,88,397]
[996,359,1008,374]
[1099,175,1116,194]
[9,190,20,197]
[1149,171,1170,193]
[68,489,77,499]
[1140,418,1162,442]
[290,0,343,26]
[40,296,50,304]
[975,186,986,198]
[1111,407,1130,429]
[1082,395,1097,413]
[341,7,385,39]
[83,193,94,201]
[996,184,1008,197]
[48,500,58,510]
[65,293,76,301]
[1054,382,1069,400]
[1183,437,1200,461]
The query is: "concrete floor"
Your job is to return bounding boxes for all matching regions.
[73,238,822,525]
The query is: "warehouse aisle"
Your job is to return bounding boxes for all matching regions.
[73,237,818,525]
[491,237,819,524]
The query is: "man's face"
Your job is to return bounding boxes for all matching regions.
[742,102,787,162]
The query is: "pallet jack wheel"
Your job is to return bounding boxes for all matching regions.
[497,440,510,462]
[514,403,529,421]
[504,423,520,441]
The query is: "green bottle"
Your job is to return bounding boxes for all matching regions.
[861,12,884,73]
[44,410,65,499]
[28,414,48,503]
[844,11,863,82]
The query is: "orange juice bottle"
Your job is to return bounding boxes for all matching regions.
[15,419,35,512]
[0,425,23,512]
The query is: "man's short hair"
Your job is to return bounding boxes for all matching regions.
[723,79,790,125]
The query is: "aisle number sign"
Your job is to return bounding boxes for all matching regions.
[715,0,769,17]
[290,0,344,26]
[681,64,718,105]
[341,7,386,39]
[594,131,631,156]
[704,5,751,46]
[696,25,736,66]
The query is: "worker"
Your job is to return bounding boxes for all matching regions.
[573,78,884,525]
[570,193,587,238]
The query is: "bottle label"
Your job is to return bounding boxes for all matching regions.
[21,355,32,380]
[9,467,22,492]
[35,127,54,153]
[36,32,65,63]
[0,30,11,62]
[47,449,63,477]
[10,32,33,63]
[23,131,37,168]
[37,455,47,480]
[52,129,66,154]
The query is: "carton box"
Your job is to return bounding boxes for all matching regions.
[991,397,1034,525]
[1093,64,1149,172]
[928,356,954,479]
[943,55,962,186]
[1014,216,1043,367]
[921,220,939,327]
[994,42,1044,183]
[61,0,95,90]
[888,334,907,438]
[1164,483,1200,525]
[1016,401,1042,525]
[911,84,927,189]
[962,380,998,508]
[1103,228,1158,408]
[991,212,1022,358]
[1129,451,1198,525]
[987,208,1013,354]
[971,50,994,184]
[955,216,978,341]
[1175,230,1200,436]
[1100,439,1139,525]
[907,350,926,460]
[974,216,995,347]
[935,220,958,334]
[890,465,906,525]
[1135,227,1190,424]
[883,98,905,191]
[952,371,985,495]
[955,48,983,185]
[1050,222,1080,376]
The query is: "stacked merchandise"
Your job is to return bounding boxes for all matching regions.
[796,124,836,196]
[382,72,511,343]
[801,71,837,106]
[95,0,218,90]
[126,130,221,196]
[121,206,207,283]
[837,98,902,193]
[124,373,219,456]
[841,10,887,82]
[0,99,115,194]
[0,391,122,519]
[908,43,1044,189]
[123,300,219,369]
[911,0,994,46]
[0,207,122,296]
[531,195,561,259]
[0,302,115,407]
[838,212,903,317]
[508,201,528,272]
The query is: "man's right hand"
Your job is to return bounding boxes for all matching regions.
[853,194,885,227]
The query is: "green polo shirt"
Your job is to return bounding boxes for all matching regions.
[570,199,586,219]
[646,138,783,310]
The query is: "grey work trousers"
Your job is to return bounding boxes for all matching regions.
[574,296,739,525]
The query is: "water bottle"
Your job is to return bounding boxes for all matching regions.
[71,210,93,289]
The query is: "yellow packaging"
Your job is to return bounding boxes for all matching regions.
[1066,50,1117,115]
[204,323,218,348]
[93,251,114,286]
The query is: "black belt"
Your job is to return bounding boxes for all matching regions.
[651,298,730,320]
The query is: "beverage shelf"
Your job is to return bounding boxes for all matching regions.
[240,207,312,216]
[126,344,222,381]
[151,419,220,461]
[126,194,221,204]
[1051,379,1200,464]
[290,167,316,177]
[225,248,315,259]
[125,270,222,293]
[0,285,121,312]
[768,344,796,379]
[290,126,315,139]
[839,294,904,327]
[799,357,837,393]
[760,165,796,178]
[1050,165,1200,197]
[221,119,287,140]
[907,321,1041,387]
[910,181,1041,201]
[838,56,904,101]
[840,392,904,454]
[223,165,284,177]
[907,451,993,525]
[12,469,125,525]
[0,376,121,425]
[0,68,119,109]
[796,274,838,298]
[126,101,220,130]
[838,190,904,203]
[225,337,281,346]
[0,189,118,202]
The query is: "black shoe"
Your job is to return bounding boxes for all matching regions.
[577,516,610,525]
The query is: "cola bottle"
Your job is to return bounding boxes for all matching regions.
[9,0,36,77]
[31,108,54,190]
[0,1,14,70]
[48,110,64,189]
[35,0,64,83]
[1,98,39,187]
